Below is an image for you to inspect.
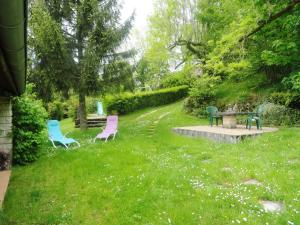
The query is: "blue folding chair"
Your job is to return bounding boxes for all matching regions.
[47,120,80,148]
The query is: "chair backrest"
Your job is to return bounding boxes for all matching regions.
[105,116,118,131]
[206,106,218,116]
[97,101,104,115]
[257,104,265,115]
[47,120,64,140]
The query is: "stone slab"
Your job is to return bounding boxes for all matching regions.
[173,125,278,143]
[243,179,261,186]
[260,200,283,213]
[0,170,11,208]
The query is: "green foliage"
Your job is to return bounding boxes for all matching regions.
[102,60,135,93]
[269,92,300,109]
[28,1,74,102]
[12,93,48,165]
[48,100,67,120]
[184,75,221,114]
[28,0,134,128]
[261,103,300,126]
[161,65,195,88]
[282,71,300,92]
[106,86,188,114]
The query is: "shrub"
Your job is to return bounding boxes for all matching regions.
[48,100,67,120]
[13,94,48,165]
[184,75,221,115]
[269,92,300,109]
[161,70,195,88]
[282,71,300,92]
[106,86,188,114]
[260,102,300,126]
[65,95,78,120]
[65,95,104,120]
[86,96,100,114]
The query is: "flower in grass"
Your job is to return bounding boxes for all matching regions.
[288,221,294,225]
[243,217,247,222]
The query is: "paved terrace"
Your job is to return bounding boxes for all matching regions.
[173,125,278,143]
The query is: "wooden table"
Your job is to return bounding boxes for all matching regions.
[218,112,254,129]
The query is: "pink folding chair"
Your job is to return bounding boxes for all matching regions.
[94,116,118,142]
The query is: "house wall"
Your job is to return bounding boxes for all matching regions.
[0,97,12,169]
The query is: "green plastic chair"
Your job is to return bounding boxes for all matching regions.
[246,105,265,130]
[206,106,222,127]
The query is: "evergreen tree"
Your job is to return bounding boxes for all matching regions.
[29,0,133,129]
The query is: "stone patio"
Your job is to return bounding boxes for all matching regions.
[173,125,278,143]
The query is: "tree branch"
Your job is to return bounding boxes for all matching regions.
[169,38,206,59]
[239,0,300,42]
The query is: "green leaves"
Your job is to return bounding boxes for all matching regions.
[12,92,48,165]
[261,40,299,66]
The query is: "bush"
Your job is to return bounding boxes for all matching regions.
[282,71,300,92]
[13,94,48,165]
[161,71,195,88]
[184,75,221,115]
[260,102,300,126]
[48,100,67,120]
[269,92,300,109]
[106,86,188,115]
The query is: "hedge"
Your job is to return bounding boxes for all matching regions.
[106,86,189,115]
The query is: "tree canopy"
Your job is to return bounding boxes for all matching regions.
[28,0,134,128]
[143,0,300,86]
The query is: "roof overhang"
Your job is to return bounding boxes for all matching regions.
[0,0,27,96]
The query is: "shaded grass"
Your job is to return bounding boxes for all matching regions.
[1,101,300,225]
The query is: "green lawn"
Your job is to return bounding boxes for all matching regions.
[1,101,300,225]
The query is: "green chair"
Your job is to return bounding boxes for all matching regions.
[206,106,222,127]
[246,105,265,130]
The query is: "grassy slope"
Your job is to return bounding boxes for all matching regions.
[1,101,300,225]
[215,74,276,106]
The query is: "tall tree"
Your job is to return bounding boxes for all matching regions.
[29,0,133,129]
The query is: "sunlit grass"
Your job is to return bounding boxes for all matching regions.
[1,101,300,225]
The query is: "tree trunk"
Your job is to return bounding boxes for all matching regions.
[78,88,87,130]
[76,1,87,130]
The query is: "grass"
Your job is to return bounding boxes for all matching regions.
[215,74,276,106]
[1,101,300,225]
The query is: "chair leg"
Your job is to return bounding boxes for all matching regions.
[258,119,262,130]
[50,140,57,148]
[248,119,252,130]
[216,118,218,126]
[257,119,262,130]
